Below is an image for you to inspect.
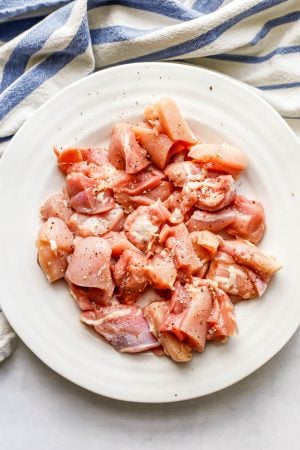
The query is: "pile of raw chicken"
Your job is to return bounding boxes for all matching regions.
[37,98,281,362]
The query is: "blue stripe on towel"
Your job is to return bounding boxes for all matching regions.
[0,0,70,20]
[0,17,90,121]
[193,0,225,14]
[0,16,46,42]
[206,45,300,63]
[106,0,288,64]
[90,25,158,45]
[258,81,300,90]
[250,10,300,45]
[88,0,200,21]
[0,3,72,92]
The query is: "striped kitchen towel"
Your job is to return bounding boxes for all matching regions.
[0,0,300,145]
[0,0,299,361]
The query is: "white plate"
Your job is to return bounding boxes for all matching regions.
[0,62,299,403]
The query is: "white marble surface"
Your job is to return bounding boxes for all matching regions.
[0,331,299,450]
[1,119,299,450]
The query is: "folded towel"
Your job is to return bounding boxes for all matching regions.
[0,311,16,362]
[0,0,299,361]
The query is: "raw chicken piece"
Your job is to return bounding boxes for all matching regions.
[55,147,83,174]
[69,207,124,237]
[70,189,115,215]
[163,190,187,221]
[112,249,148,302]
[226,195,265,244]
[193,261,210,279]
[159,223,201,275]
[144,103,163,134]
[67,156,124,189]
[144,181,174,202]
[108,123,149,174]
[144,302,193,362]
[124,200,170,251]
[168,281,190,313]
[102,231,138,257]
[66,237,114,304]
[40,191,73,223]
[67,282,112,310]
[37,245,67,283]
[146,249,177,289]
[37,217,73,282]
[66,172,115,215]
[206,285,237,341]
[133,125,174,169]
[38,217,73,251]
[165,161,203,187]
[170,147,188,163]
[189,143,248,176]
[206,251,268,300]
[112,166,165,195]
[169,142,187,156]
[55,146,111,175]
[114,192,153,212]
[187,209,236,233]
[66,171,95,198]
[81,305,159,353]
[135,288,165,309]
[182,174,236,212]
[190,230,222,261]
[112,168,172,211]
[80,147,110,166]
[220,239,281,277]
[156,98,196,144]
[186,195,265,244]
[162,282,212,352]
[65,160,103,178]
